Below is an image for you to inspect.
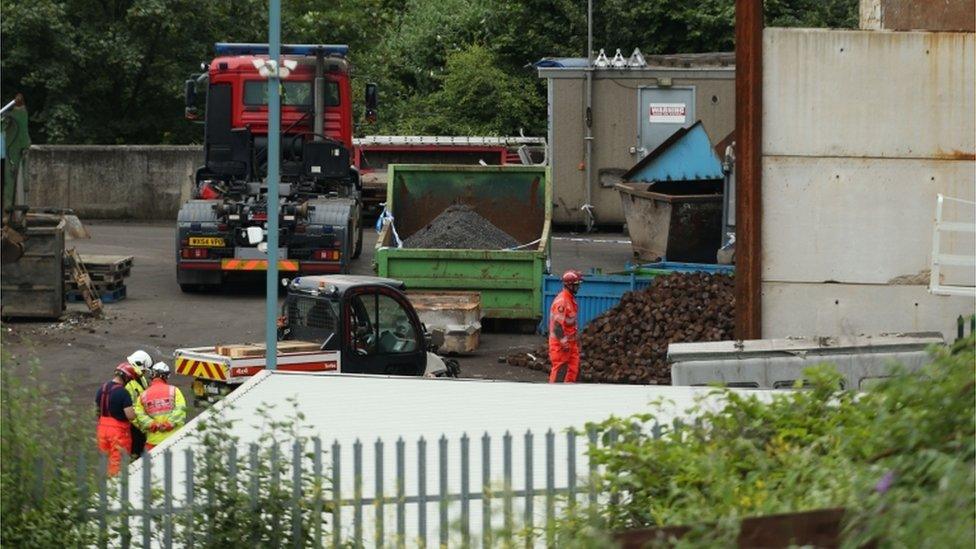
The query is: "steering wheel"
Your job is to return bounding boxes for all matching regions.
[353,324,374,355]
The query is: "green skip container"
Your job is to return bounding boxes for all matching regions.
[375,165,551,320]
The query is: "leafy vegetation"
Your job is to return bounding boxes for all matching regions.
[2,0,858,143]
[1,350,98,546]
[560,336,975,546]
[0,338,332,547]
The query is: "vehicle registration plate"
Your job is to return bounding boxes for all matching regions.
[189,237,225,247]
[191,380,205,397]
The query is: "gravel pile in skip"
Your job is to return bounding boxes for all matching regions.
[403,204,519,250]
[507,272,735,384]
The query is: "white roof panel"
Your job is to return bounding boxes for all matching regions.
[128,373,775,545]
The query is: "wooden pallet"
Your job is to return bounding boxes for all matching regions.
[66,279,125,292]
[64,270,129,283]
[79,254,133,273]
[66,285,126,304]
[64,248,104,315]
[215,340,321,358]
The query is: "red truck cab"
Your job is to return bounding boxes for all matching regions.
[176,43,372,291]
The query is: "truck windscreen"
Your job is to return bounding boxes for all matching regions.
[243,81,339,107]
[286,295,339,343]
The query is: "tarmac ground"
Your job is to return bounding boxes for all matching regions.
[3,221,634,419]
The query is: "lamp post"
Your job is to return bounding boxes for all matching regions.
[265,0,281,370]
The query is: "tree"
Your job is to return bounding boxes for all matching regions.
[1,0,858,143]
[396,44,545,136]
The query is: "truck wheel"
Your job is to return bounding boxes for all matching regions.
[352,220,364,259]
[343,221,354,273]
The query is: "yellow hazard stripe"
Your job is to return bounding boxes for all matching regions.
[221,259,299,271]
[175,356,227,380]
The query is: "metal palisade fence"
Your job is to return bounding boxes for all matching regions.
[77,421,681,548]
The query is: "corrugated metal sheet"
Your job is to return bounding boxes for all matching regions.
[539,272,654,334]
[129,373,773,545]
[539,263,734,334]
[763,29,975,159]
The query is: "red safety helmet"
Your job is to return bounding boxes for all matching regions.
[561,270,583,286]
[115,362,137,382]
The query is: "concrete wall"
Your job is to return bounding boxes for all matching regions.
[762,28,975,341]
[26,145,202,219]
[543,68,735,225]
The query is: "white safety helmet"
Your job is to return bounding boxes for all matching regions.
[150,361,171,378]
[127,350,153,371]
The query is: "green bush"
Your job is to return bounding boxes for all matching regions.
[568,337,976,546]
[0,340,333,547]
[1,349,98,547]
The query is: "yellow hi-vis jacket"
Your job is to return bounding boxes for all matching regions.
[134,379,187,447]
[125,365,149,402]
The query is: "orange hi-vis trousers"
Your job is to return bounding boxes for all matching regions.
[96,416,132,476]
[548,341,580,383]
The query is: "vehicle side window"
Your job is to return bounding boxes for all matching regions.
[376,294,418,353]
[347,292,418,355]
[286,296,338,343]
[348,294,378,355]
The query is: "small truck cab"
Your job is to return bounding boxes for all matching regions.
[175,275,459,405]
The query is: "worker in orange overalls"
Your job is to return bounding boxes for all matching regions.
[549,270,583,383]
[95,363,138,476]
[134,362,187,452]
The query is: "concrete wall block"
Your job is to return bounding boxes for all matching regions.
[762,281,974,341]
[763,28,975,159]
[23,145,202,220]
[69,149,148,217]
[761,28,975,339]
[762,156,976,284]
[25,148,70,208]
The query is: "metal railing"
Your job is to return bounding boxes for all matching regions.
[78,423,676,548]
[930,193,976,297]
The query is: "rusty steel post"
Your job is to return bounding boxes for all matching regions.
[735,0,763,339]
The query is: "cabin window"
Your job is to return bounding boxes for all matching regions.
[243,80,339,107]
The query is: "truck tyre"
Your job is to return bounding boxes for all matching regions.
[352,219,364,259]
[343,221,354,273]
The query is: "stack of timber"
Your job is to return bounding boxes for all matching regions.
[65,254,133,303]
[214,340,322,358]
